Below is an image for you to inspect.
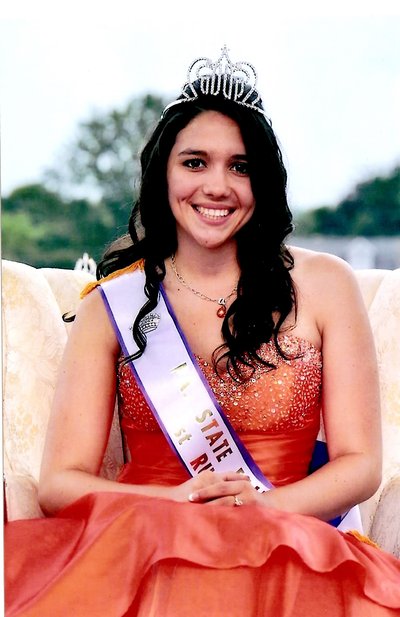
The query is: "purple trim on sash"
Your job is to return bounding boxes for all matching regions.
[98,287,128,355]
[160,285,274,490]
[98,287,190,476]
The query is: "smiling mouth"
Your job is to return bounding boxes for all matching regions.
[194,205,232,219]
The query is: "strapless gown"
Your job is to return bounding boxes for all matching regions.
[5,336,400,616]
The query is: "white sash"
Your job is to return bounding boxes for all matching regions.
[100,269,272,492]
[99,268,362,532]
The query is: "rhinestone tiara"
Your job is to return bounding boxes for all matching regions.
[162,45,268,118]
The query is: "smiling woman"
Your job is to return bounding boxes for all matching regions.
[166,111,255,251]
[5,46,400,617]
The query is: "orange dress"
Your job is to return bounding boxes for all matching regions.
[5,336,400,616]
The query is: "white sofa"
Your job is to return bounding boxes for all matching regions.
[2,260,124,521]
[2,260,400,556]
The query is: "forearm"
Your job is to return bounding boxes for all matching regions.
[263,452,381,521]
[38,469,171,515]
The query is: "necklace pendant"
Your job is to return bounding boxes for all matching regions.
[217,305,226,318]
[170,255,237,319]
[217,298,226,318]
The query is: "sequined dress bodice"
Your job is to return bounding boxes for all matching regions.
[117,335,322,487]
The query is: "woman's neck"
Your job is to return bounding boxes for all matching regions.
[166,240,240,301]
[173,238,239,278]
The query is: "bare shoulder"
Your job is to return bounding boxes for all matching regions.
[71,288,119,354]
[287,245,367,337]
[76,286,107,318]
[288,245,358,294]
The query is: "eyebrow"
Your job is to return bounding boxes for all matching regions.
[177,149,248,159]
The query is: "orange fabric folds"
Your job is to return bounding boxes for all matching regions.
[5,491,400,616]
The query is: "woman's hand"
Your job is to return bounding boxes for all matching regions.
[168,471,267,507]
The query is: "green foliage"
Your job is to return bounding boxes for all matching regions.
[2,184,119,268]
[296,167,400,236]
[2,94,167,268]
[2,211,48,264]
[46,94,166,204]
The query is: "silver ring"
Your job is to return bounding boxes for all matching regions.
[233,495,243,507]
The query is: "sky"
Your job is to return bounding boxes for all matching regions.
[1,1,400,211]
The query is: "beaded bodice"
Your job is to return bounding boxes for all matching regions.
[117,334,322,435]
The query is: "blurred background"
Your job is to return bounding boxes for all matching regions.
[1,1,400,270]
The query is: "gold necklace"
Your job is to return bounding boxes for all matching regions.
[170,254,238,318]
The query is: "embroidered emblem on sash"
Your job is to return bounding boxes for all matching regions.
[139,312,161,334]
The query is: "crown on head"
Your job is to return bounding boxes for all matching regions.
[162,46,267,118]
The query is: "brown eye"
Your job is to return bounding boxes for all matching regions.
[231,162,249,175]
[183,158,206,169]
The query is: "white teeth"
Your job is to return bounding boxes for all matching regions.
[196,206,230,219]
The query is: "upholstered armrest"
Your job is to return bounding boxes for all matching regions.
[2,260,125,521]
[355,269,400,552]
[2,261,69,499]
[369,475,400,558]
[40,267,95,329]
[4,473,44,521]
[353,269,387,310]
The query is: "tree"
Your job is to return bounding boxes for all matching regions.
[45,94,166,205]
[296,166,400,236]
[2,184,115,268]
[3,95,167,268]
[2,211,48,265]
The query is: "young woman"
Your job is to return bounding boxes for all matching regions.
[5,47,400,616]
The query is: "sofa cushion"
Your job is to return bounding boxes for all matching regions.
[3,261,68,483]
[355,268,400,534]
[2,260,124,520]
[3,261,69,519]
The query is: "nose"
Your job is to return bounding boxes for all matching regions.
[202,166,231,198]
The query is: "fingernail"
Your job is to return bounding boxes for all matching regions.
[188,492,199,502]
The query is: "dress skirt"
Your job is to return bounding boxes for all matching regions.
[5,491,400,617]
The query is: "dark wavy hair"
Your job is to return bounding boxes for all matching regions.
[98,78,296,379]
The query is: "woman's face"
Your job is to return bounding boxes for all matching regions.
[166,110,255,251]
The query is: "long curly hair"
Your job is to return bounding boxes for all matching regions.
[98,80,296,379]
